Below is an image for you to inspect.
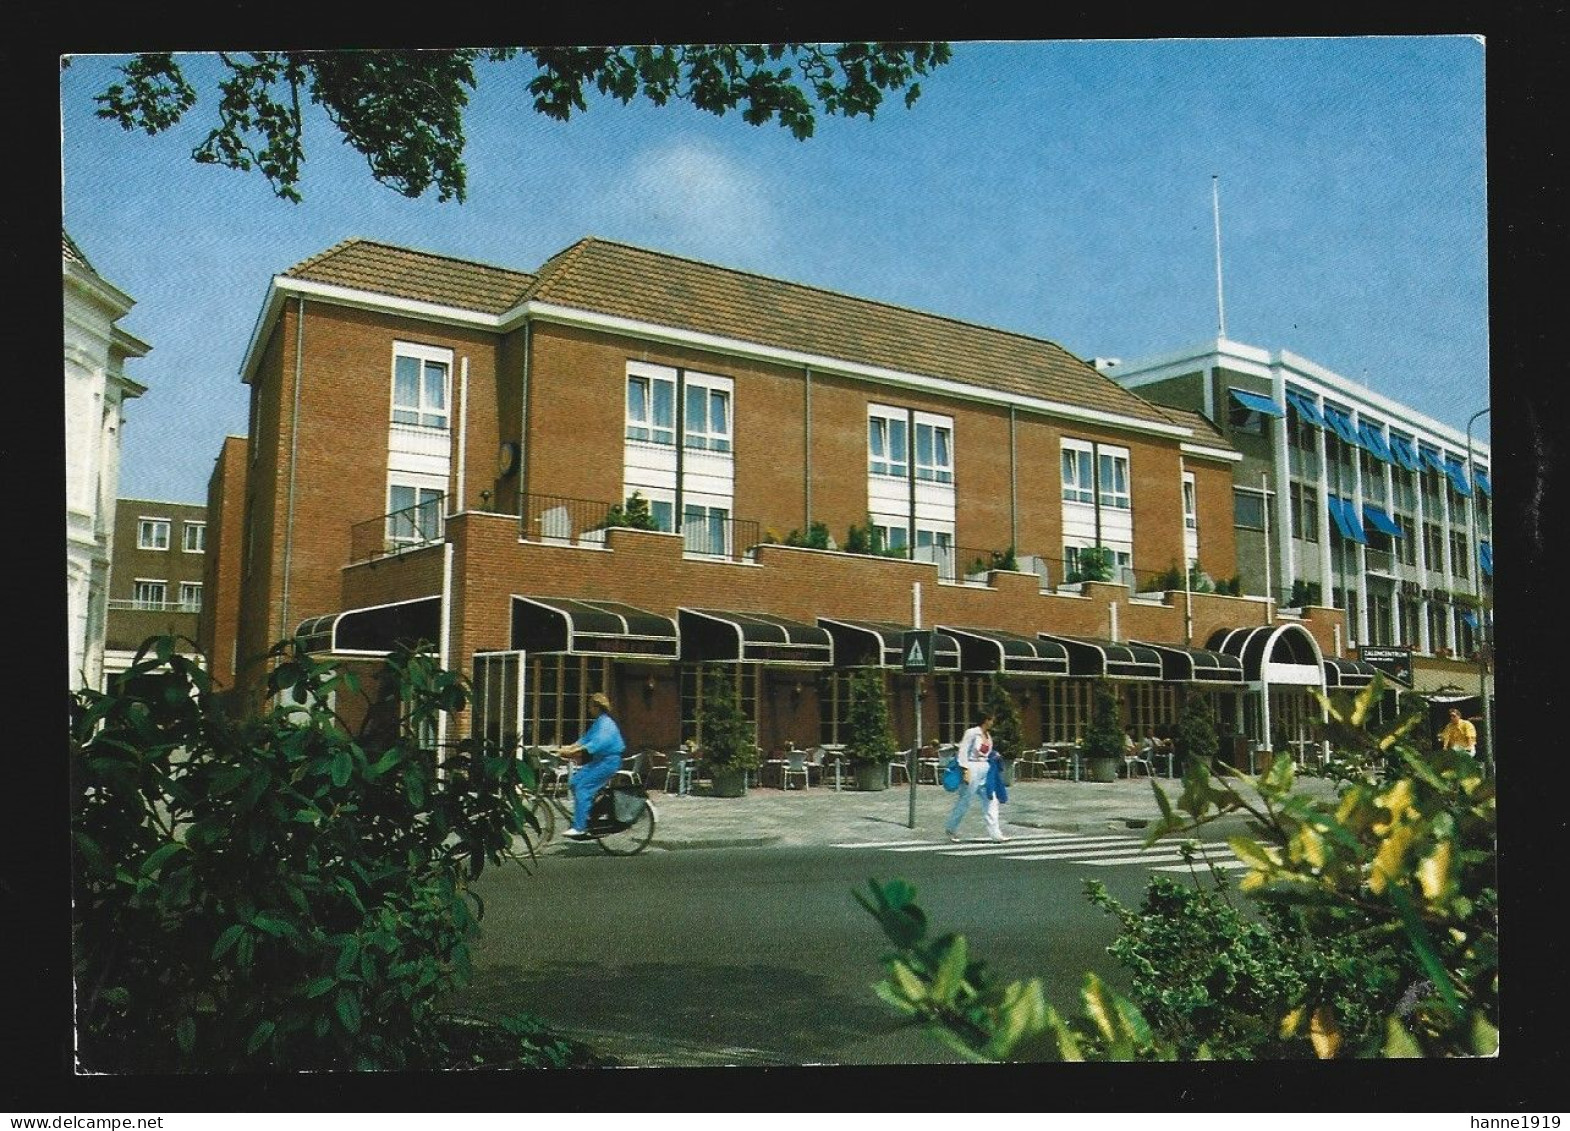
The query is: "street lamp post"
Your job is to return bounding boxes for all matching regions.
[1466,407,1492,769]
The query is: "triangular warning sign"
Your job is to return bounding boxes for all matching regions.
[906,639,925,666]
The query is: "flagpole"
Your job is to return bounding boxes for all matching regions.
[1213,175,1227,340]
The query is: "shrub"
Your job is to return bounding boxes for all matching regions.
[1079,679,1124,761]
[1072,546,1115,584]
[858,675,1499,1060]
[842,667,898,766]
[1172,693,1220,770]
[783,521,832,550]
[982,677,1023,759]
[70,636,547,1072]
[599,490,660,531]
[693,665,759,771]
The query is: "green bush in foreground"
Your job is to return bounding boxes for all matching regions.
[859,675,1497,1060]
[70,635,563,1072]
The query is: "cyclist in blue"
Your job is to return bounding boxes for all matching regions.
[556,691,626,839]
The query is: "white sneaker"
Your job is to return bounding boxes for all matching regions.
[990,834,1012,842]
[946,831,962,843]
[562,827,588,839]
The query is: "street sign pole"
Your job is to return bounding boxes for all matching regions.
[910,583,922,830]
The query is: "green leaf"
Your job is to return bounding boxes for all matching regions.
[335,988,362,1033]
[212,924,246,960]
[931,935,968,1001]
[176,1015,196,1054]
[1383,1016,1423,1057]
[246,1019,275,1054]
[303,976,336,999]
[330,748,353,788]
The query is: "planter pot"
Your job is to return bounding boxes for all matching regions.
[709,766,748,797]
[1083,755,1120,783]
[851,761,890,792]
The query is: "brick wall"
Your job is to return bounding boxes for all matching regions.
[200,436,248,693]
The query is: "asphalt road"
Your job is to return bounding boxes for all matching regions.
[448,836,1219,1067]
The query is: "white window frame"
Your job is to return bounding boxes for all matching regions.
[387,481,444,544]
[1061,441,1094,504]
[682,502,731,557]
[178,582,203,612]
[137,518,171,551]
[868,406,909,479]
[182,521,207,553]
[1097,446,1132,510]
[390,341,452,430]
[913,415,954,484]
[626,365,677,446]
[871,522,910,554]
[1182,473,1198,531]
[683,372,733,453]
[132,579,167,610]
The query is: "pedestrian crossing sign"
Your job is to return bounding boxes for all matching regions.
[901,630,935,673]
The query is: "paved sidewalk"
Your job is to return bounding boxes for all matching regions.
[572,771,1326,852]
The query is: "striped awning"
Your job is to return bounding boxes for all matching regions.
[296,595,441,656]
[818,618,962,671]
[512,596,678,658]
[1036,634,1162,680]
[1285,390,1328,430]
[679,608,833,665]
[937,625,1070,675]
[1130,641,1246,684]
[1229,388,1285,418]
[1324,657,1384,689]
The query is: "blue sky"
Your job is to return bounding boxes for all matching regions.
[61,38,1490,505]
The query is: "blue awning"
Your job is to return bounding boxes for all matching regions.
[1388,435,1423,472]
[1480,541,1493,577]
[1420,448,1449,475]
[1358,422,1395,464]
[1444,460,1473,497]
[1460,610,1479,631]
[1363,504,1404,537]
[1328,497,1368,545]
[1474,469,1492,497]
[1229,388,1285,418]
[1285,390,1328,429]
[1323,406,1364,448]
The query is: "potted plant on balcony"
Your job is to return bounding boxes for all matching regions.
[842,667,897,791]
[693,665,759,797]
[1078,679,1125,782]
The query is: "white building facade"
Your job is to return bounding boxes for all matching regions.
[65,232,148,691]
[1101,339,1492,688]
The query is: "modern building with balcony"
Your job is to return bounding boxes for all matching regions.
[1099,339,1492,699]
[204,238,1375,761]
[104,497,209,681]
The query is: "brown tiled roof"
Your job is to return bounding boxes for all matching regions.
[525,238,1177,425]
[280,237,1179,426]
[283,239,535,315]
[1158,406,1230,445]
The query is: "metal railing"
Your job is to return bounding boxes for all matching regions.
[350,494,446,563]
[108,599,202,613]
[521,492,761,563]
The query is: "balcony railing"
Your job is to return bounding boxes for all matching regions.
[520,492,760,563]
[350,494,446,564]
[109,599,202,613]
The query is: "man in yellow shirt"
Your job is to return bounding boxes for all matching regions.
[1438,707,1478,755]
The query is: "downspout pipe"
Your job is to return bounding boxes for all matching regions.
[804,367,813,529]
[280,295,304,642]
[455,357,469,515]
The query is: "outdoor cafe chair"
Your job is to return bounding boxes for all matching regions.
[782,749,812,790]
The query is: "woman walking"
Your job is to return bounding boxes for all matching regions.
[944,711,1009,843]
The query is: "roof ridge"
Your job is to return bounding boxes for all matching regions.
[286,237,535,281]
[524,236,598,297]
[569,236,1094,363]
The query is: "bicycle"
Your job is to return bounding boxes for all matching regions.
[526,754,657,856]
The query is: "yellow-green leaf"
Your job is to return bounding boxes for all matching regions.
[1227,836,1279,871]
[1081,973,1117,1042]
[932,935,968,1001]
[1384,1016,1423,1058]
[1417,840,1453,902]
[1370,824,1417,895]
[1309,1004,1342,1059]
[1279,1005,1305,1038]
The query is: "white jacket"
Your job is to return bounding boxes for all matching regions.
[957,726,994,780]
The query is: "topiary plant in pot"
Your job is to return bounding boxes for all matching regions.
[693,665,759,796]
[1079,678,1125,782]
[842,667,898,791]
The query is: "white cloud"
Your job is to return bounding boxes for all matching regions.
[593,141,783,264]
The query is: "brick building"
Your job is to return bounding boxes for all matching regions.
[203,237,1366,760]
[104,497,208,680]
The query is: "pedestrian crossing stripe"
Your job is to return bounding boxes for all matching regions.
[830,830,1242,870]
